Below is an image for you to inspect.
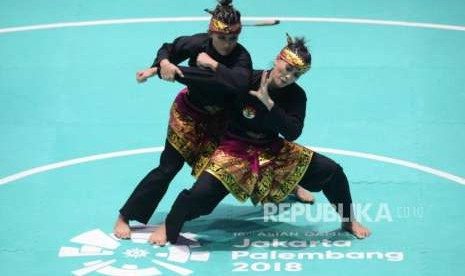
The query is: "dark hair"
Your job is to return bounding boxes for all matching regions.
[288,37,311,67]
[211,0,241,25]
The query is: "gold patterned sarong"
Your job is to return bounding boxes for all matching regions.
[205,138,313,204]
[167,88,226,177]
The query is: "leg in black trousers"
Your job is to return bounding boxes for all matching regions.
[164,172,229,244]
[298,152,371,238]
[119,139,185,224]
[153,153,370,244]
[298,152,353,220]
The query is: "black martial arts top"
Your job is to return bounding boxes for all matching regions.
[227,70,307,143]
[152,33,252,112]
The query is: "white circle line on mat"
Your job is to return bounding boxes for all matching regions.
[1,17,465,34]
[1,146,464,186]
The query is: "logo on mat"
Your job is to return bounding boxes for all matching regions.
[58,228,210,275]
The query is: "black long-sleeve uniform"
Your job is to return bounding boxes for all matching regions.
[119,33,252,224]
[153,33,252,110]
[164,71,355,243]
[227,70,307,143]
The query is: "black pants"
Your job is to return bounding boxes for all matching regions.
[165,152,353,243]
[119,140,185,224]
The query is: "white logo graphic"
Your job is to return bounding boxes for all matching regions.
[58,228,210,276]
[124,248,149,259]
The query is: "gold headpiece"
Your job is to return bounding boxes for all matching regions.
[209,18,242,34]
[279,33,310,74]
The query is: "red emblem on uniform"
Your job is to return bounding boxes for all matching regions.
[242,105,256,119]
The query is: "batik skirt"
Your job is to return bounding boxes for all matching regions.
[167,88,227,177]
[204,135,314,204]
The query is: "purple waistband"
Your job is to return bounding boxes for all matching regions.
[218,136,282,174]
[174,88,210,122]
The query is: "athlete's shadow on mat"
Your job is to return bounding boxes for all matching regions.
[149,201,355,251]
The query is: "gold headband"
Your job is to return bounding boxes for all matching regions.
[209,18,242,34]
[279,47,310,74]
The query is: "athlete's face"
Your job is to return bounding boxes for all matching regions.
[270,57,302,88]
[211,33,239,56]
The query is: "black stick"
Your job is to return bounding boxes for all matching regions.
[242,19,280,27]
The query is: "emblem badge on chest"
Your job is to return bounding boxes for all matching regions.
[242,105,256,119]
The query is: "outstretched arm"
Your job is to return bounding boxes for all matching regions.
[172,51,252,94]
[151,34,204,82]
[135,67,158,83]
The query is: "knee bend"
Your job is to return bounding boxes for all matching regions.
[318,161,344,187]
[185,205,214,221]
[158,161,183,177]
[198,203,216,216]
[324,158,343,177]
[182,197,215,221]
[333,163,344,175]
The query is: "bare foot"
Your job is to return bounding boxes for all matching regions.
[149,223,167,246]
[113,214,131,239]
[294,185,315,204]
[342,221,371,239]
